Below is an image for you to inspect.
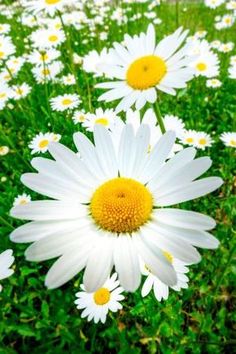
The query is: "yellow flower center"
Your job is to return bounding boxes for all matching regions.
[19,199,28,205]
[186,137,194,143]
[196,62,207,71]
[126,55,167,90]
[93,287,111,305]
[42,68,50,76]
[230,139,236,146]
[0,93,6,99]
[95,118,109,126]
[40,53,49,61]
[45,0,61,4]
[16,88,23,95]
[90,177,153,233]
[163,251,173,263]
[48,35,58,42]
[0,51,5,58]
[62,98,73,105]
[39,139,49,148]
[199,138,207,145]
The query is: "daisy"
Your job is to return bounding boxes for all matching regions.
[204,0,225,9]
[0,249,14,292]
[10,83,32,100]
[221,14,235,28]
[13,193,31,207]
[50,94,81,112]
[226,0,236,10]
[82,48,111,77]
[72,110,86,124]
[0,35,15,61]
[219,42,234,53]
[206,78,222,88]
[191,51,220,78]
[82,108,118,132]
[30,29,66,49]
[32,61,63,83]
[140,255,189,301]
[96,25,194,112]
[180,129,198,146]
[61,74,76,86]
[27,48,61,66]
[0,83,12,110]
[228,65,236,79]
[0,146,9,156]
[220,132,236,147]
[194,132,213,150]
[28,132,61,154]
[10,125,222,293]
[162,115,185,139]
[22,0,67,16]
[0,24,10,35]
[75,273,124,324]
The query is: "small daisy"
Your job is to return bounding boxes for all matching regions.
[82,108,118,132]
[194,132,213,150]
[96,25,194,112]
[82,48,111,77]
[29,132,61,154]
[72,110,86,124]
[11,126,222,293]
[10,83,32,100]
[27,48,61,66]
[75,273,124,324]
[206,78,222,88]
[210,40,221,49]
[30,29,66,49]
[192,51,220,78]
[0,24,10,35]
[180,130,198,146]
[162,115,185,139]
[220,132,236,147]
[32,61,63,84]
[219,42,234,53]
[50,94,81,112]
[0,84,12,110]
[13,193,31,207]
[221,14,235,28]
[228,65,236,79]
[0,146,9,156]
[0,249,14,292]
[140,254,189,301]
[61,74,76,86]
[204,0,225,9]
[22,0,67,16]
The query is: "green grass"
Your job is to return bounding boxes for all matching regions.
[0,0,236,353]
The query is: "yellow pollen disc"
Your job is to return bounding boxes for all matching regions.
[93,287,111,305]
[48,35,58,42]
[0,51,5,58]
[230,139,236,146]
[196,62,207,71]
[40,53,49,61]
[42,68,50,76]
[0,93,6,99]
[126,55,167,90]
[163,251,173,263]
[62,98,72,105]
[19,199,27,205]
[90,177,153,233]
[39,139,49,148]
[16,88,23,95]
[186,137,194,143]
[95,118,109,126]
[45,0,61,4]
[199,138,207,145]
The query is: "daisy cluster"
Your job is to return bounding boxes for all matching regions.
[0,0,234,330]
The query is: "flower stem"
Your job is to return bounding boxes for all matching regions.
[175,0,179,28]
[153,101,166,134]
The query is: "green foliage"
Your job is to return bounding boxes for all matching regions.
[0,0,235,353]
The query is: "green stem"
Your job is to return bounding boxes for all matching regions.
[0,216,14,230]
[153,101,166,134]
[175,0,179,28]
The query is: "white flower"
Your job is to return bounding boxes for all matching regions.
[206,78,222,88]
[140,255,189,301]
[13,193,31,207]
[162,115,185,138]
[32,61,63,84]
[228,65,236,79]
[75,273,124,324]
[191,50,220,78]
[29,132,61,154]
[204,0,225,9]
[10,83,32,100]
[0,145,9,156]
[50,94,81,112]
[22,0,67,16]
[180,130,198,146]
[30,29,66,49]
[82,48,111,77]
[61,74,76,86]
[27,48,61,66]
[82,108,118,132]
[96,25,194,112]
[0,250,14,292]
[220,132,236,147]
[194,132,213,150]
[10,126,222,293]
[72,110,86,124]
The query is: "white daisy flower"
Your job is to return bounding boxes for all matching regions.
[162,115,185,139]
[32,61,63,84]
[72,110,86,124]
[218,42,234,53]
[29,132,61,154]
[10,83,32,100]
[61,74,76,86]
[230,56,236,66]
[27,48,61,66]
[75,273,124,324]
[13,193,31,207]
[22,0,67,16]
[0,145,9,156]
[204,0,225,9]
[220,132,236,147]
[0,24,10,35]
[0,249,14,292]
[226,0,236,10]
[206,78,222,88]
[96,25,194,112]
[30,29,66,49]
[140,254,189,301]
[10,126,222,293]
[210,40,221,49]
[194,132,213,150]
[192,51,220,78]
[82,48,111,77]
[82,108,118,132]
[221,14,235,28]
[0,83,12,110]
[50,94,81,112]
[180,129,198,146]
[228,65,236,79]
[0,35,15,61]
